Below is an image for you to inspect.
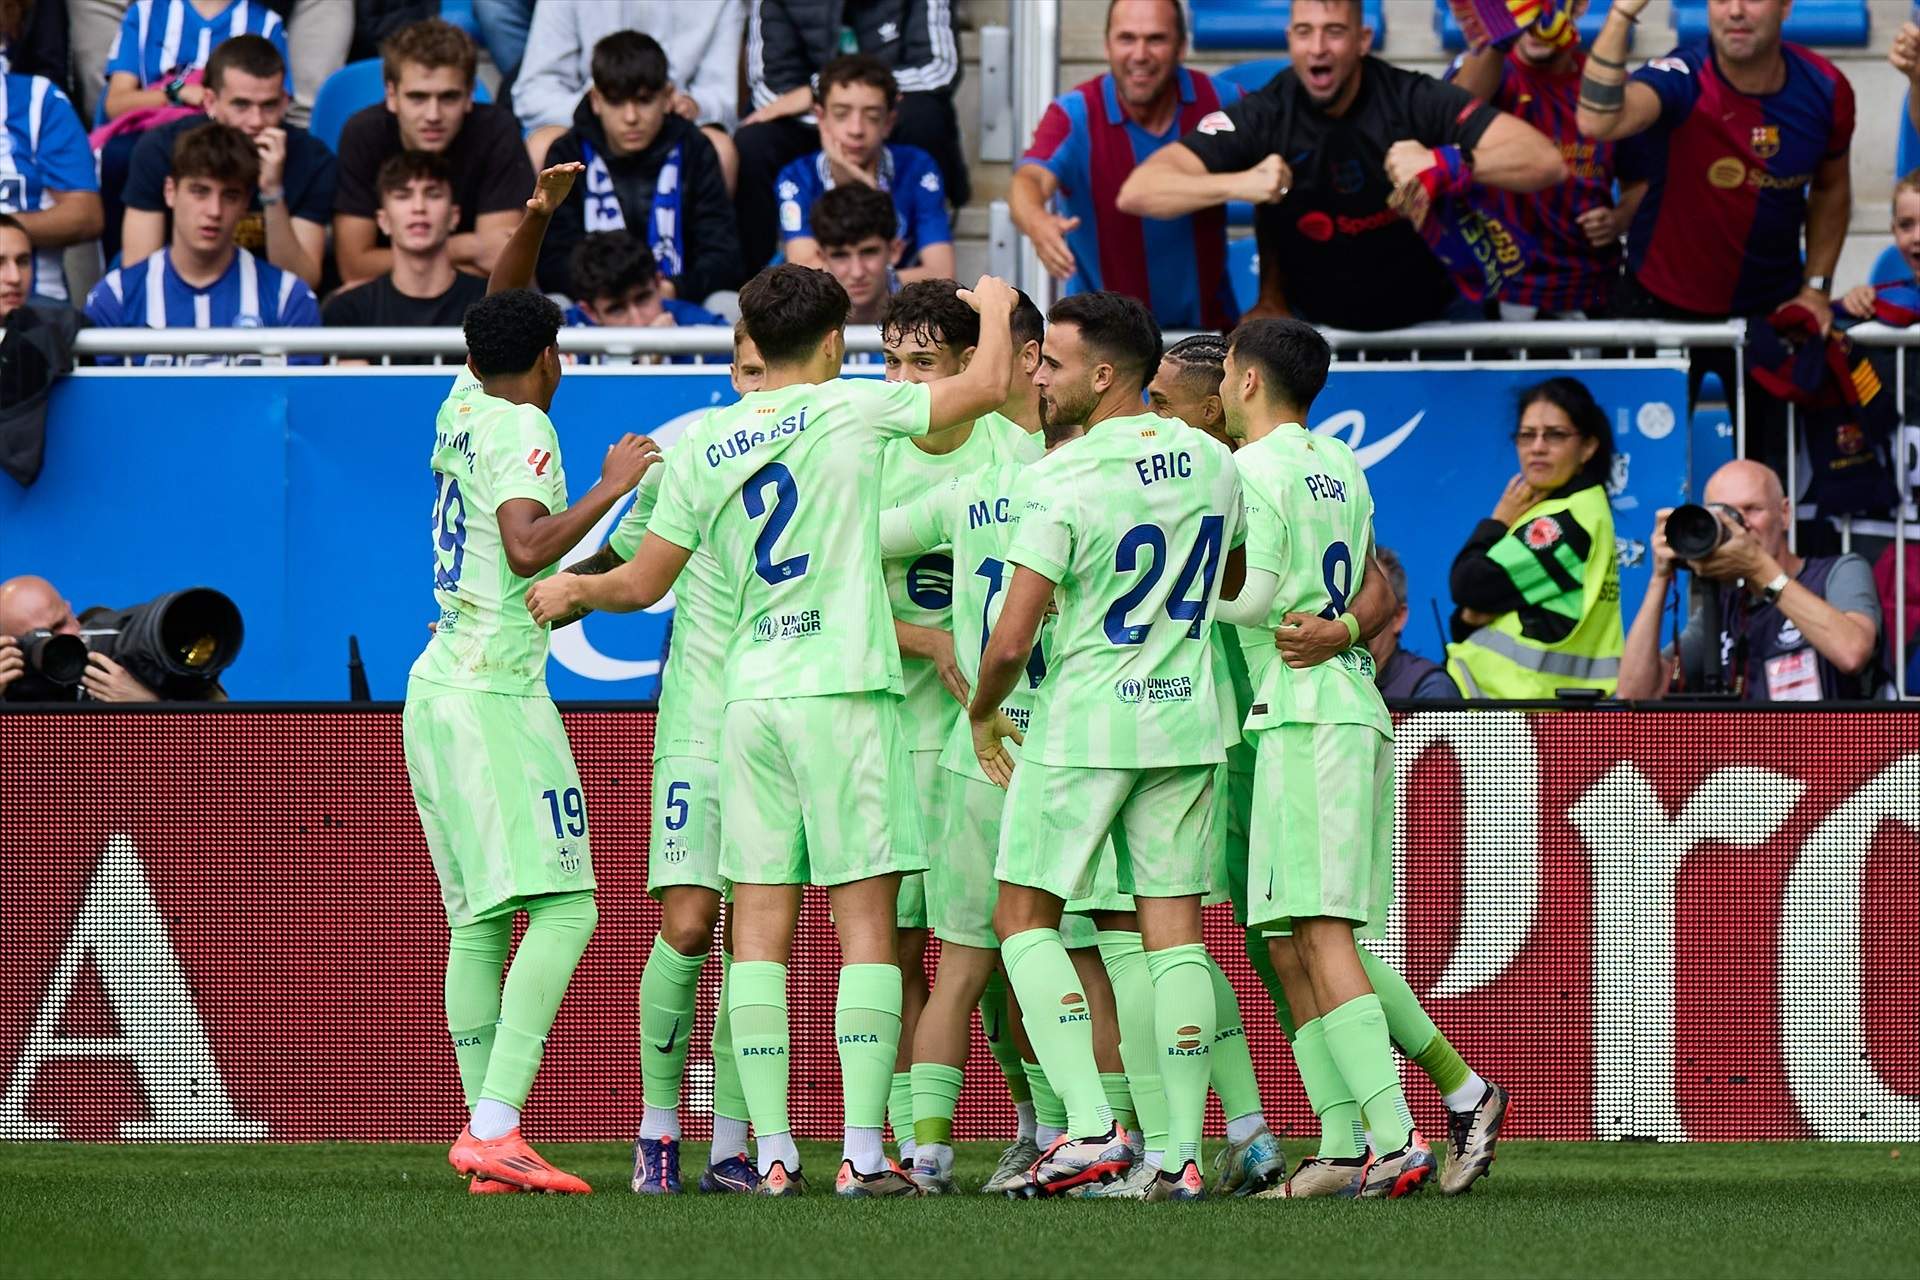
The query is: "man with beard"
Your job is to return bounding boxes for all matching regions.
[1013,0,1243,330]
[1116,0,1565,331]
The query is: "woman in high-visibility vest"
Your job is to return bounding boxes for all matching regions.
[1445,377,1624,698]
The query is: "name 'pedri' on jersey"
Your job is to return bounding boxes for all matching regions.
[645,377,933,704]
[1005,414,1244,770]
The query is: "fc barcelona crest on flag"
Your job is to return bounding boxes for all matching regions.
[1750,125,1780,159]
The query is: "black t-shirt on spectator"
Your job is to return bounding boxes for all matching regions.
[1180,58,1499,330]
[332,102,533,246]
[322,271,487,329]
[124,117,338,252]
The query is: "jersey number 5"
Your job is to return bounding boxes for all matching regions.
[1103,516,1226,645]
[742,462,810,585]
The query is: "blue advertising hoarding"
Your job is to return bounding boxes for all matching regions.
[0,361,1690,699]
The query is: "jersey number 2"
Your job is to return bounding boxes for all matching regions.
[742,462,810,585]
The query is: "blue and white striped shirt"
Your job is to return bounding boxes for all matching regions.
[0,72,96,303]
[100,0,288,124]
[84,247,321,365]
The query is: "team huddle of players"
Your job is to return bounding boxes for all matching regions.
[403,167,1507,1202]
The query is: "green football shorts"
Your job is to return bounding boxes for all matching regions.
[896,748,943,930]
[719,691,929,888]
[1244,721,1394,937]
[1214,761,1255,924]
[403,680,594,927]
[997,758,1215,903]
[651,754,725,897]
[930,765,1004,950]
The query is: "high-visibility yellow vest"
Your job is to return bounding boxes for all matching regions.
[1445,483,1624,699]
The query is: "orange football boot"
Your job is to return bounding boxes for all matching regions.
[448,1125,592,1194]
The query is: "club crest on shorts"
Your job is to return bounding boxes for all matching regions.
[1523,516,1562,549]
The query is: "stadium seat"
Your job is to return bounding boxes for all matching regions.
[1691,371,1734,486]
[1215,60,1290,226]
[1672,0,1869,46]
[308,58,492,153]
[1189,0,1385,51]
[438,0,481,40]
[1872,245,1912,286]
[1229,234,1261,313]
[1899,92,1918,180]
[1435,1,1626,51]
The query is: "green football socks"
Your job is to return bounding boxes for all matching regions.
[1292,1017,1365,1160]
[478,891,597,1113]
[728,959,793,1173]
[1023,1060,1066,1135]
[911,1061,965,1149]
[444,914,511,1109]
[1096,930,1168,1158]
[638,937,705,1114]
[1322,993,1415,1153]
[1145,943,1214,1169]
[1206,954,1265,1127]
[836,962,903,1173]
[1356,945,1483,1106]
[979,972,1032,1102]
[1003,928,1111,1138]
[1246,931,1296,1039]
[887,1071,914,1152]
[710,952,751,1165]
[1099,1071,1137,1136]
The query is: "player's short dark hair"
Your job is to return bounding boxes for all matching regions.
[1228,317,1329,412]
[376,149,453,197]
[1010,289,1044,350]
[882,279,979,353]
[569,231,661,304]
[206,34,286,92]
[381,17,478,88]
[464,288,563,377]
[1048,291,1161,387]
[591,30,670,101]
[0,211,26,240]
[1163,332,1229,393]
[171,122,260,191]
[740,263,850,365]
[815,52,898,108]
[811,185,896,251]
[1517,375,1614,489]
[1105,0,1186,46]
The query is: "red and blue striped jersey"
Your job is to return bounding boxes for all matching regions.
[1019,68,1242,331]
[1472,49,1618,312]
[1621,41,1853,318]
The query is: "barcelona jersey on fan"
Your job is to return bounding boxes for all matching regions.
[1620,41,1853,317]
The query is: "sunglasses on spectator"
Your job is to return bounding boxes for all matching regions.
[1511,428,1582,445]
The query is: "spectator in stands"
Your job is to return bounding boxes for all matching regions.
[0,212,31,320]
[1445,376,1622,699]
[97,0,286,126]
[734,0,966,270]
[775,55,953,284]
[1840,172,1920,323]
[0,212,81,489]
[1577,0,1852,475]
[514,0,743,188]
[561,230,724,329]
[322,150,483,332]
[332,18,534,285]
[84,122,319,361]
[1447,0,1619,319]
[1014,0,1240,330]
[1895,16,1919,138]
[810,183,897,328]
[534,31,742,310]
[0,0,69,86]
[122,35,333,290]
[0,55,101,306]
[1620,460,1883,700]
[1118,0,1565,331]
[1368,545,1459,699]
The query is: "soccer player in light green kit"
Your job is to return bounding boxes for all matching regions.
[874,280,1043,1171]
[527,263,1020,1197]
[1213,317,1436,1198]
[408,168,661,1196]
[969,291,1243,1201]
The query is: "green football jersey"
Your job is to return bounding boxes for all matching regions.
[609,427,727,761]
[1006,414,1244,769]
[882,457,1049,783]
[1234,422,1391,735]
[1212,626,1254,773]
[646,377,932,703]
[881,411,1043,749]
[409,373,569,696]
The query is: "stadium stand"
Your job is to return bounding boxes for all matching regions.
[1189,0,1387,48]
[1672,0,1871,46]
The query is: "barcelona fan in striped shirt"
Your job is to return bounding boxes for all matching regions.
[1448,0,1620,318]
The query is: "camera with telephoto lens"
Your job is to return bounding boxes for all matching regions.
[11,588,244,698]
[1665,502,1747,562]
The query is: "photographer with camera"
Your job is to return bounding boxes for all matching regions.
[1618,460,1883,701]
[0,575,241,703]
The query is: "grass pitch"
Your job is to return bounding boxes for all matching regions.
[6,1140,1913,1279]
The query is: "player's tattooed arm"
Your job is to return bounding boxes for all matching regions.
[539,545,630,629]
[528,533,692,623]
[490,162,585,295]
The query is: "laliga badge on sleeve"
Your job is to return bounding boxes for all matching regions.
[1196,111,1234,135]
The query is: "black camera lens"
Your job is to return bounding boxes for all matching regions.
[21,629,89,685]
[1666,504,1726,561]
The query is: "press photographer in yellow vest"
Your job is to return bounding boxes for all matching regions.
[1445,377,1623,698]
